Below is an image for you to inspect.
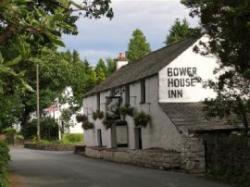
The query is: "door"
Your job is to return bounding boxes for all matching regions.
[135,128,142,149]
[97,129,103,147]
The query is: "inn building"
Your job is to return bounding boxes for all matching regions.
[82,36,232,152]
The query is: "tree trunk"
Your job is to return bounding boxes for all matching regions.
[20,106,31,130]
[237,97,249,136]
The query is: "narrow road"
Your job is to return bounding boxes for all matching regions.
[10,148,228,187]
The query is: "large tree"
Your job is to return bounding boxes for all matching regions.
[127,29,151,62]
[95,59,107,84]
[0,0,113,130]
[182,0,250,135]
[165,18,201,45]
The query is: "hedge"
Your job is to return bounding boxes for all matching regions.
[0,142,10,187]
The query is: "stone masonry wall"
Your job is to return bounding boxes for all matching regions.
[181,137,206,174]
[85,147,181,170]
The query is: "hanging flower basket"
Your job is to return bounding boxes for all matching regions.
[134,111,151,128]
[93,110,104,120]
[82,121,94,130]
[119,105,135,118]
[76,114,88,123]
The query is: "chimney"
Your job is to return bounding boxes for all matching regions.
[116,52,128,70]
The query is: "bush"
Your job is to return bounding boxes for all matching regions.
[0,142,10,187]
[3,128,16,144]
[206,136,250,187]
[22,117,59,140]
[62,134,83,144]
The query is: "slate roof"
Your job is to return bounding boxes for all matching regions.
[160,103,245,134]
[85,38,198,97]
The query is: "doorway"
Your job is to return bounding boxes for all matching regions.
[97,129,103,147]
[135,128,142,149]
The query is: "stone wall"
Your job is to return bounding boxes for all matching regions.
[85,147,181,170]
[181,137,206,174]
[24,143,75,151]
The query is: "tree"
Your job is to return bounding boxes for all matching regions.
[0,0,113,132]
[95,59,107,83]
[60,109,72,133]
[182,0,250,135]
[165,18,201,45]
[106,58,117,76]
[127,29,151,62]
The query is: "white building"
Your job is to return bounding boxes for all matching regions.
[82,36,234,151]
[44,87,83,135]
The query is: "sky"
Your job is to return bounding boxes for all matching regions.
[62,0,199,65]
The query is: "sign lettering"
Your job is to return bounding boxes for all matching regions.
[167,67,198,98]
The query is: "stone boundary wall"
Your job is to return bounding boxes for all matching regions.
[85,147,181,170]
[24,143,74,151]
[181,137,206,174]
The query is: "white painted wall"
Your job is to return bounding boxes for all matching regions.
[83,76,183,151]
[44,87,83,135]
[159,36,218,103]
[126,76,183,150]
[83,91,112,147]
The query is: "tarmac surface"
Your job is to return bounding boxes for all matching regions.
[10,147,229,187]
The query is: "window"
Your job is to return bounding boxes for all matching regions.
[140,79,146,104]
[125,85,130,105]
[97,92,100,111]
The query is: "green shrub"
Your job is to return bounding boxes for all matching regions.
[207,136,250,187]
[3,128,16,144]
[0,142,10,187]
[22,117,59,140]
[62,134,83,144]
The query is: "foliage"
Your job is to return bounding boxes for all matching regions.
[0,0,113,133]
[119,105,135,118]
[106,58,117,75]
[0,141,10,187]
[62,133,83,144]
[22,117,58,140]
[165,18,201,45]
[94,58,117,84]
[182,0,250,135]
[82,121,94,130]
[92,110,104,120]
[206,136,250,187]
[134,111,151,127]
[60,109,73,128]
[127,29,151,62]
[3,128,16,145]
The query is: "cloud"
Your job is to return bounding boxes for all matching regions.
[63,0,199,65]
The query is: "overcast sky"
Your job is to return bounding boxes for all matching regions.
[62,0,199,65]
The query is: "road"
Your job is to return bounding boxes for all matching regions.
[10,148,229,187]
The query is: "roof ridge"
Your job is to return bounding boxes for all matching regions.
[84,37,199,97]
[126,37,196,65]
